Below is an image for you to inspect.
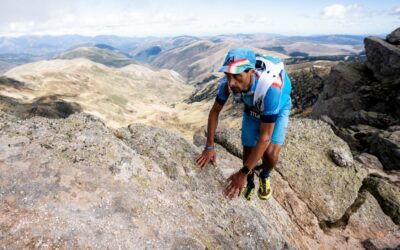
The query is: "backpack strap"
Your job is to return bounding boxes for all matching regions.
[253,55,284,112]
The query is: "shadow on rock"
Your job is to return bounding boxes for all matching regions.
[0,94,81,119]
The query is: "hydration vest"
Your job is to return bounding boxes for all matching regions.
[252,54,284,113]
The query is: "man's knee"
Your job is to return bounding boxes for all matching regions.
[263,145,281,164]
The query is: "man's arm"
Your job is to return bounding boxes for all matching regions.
[196,100,224,169]
[206,101,223,147]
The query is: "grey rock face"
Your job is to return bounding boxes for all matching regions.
[311,61,366,127]
[364,36,400,81]
[311,34,400,172]
[289,66,329,116]
[363,176,400,225]
[0,111,299,249]
[355,153,384,170]
[367,127,400,171]
[386,27,400,45]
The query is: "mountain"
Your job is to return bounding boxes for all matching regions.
[0,61,15,75]
[1,58,194,134]
[132,36,201,62]
[0,35,145,55]
[147,40,288,83]
[56,46,140,68]
[208,33,365,56]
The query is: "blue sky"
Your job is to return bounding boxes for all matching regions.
[0,0,399,37]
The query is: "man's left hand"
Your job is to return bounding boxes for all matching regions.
[224,171,247,199]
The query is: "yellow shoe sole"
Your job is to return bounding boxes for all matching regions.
[258,188,272,200]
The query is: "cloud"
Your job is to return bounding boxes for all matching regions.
[390,7,400,16]
[322,4,360,19]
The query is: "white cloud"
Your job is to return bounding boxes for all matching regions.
[390,7,400,16]
[0,1,396,36]
[323,4,360,19]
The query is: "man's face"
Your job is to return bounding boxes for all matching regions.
[225,69,254,93]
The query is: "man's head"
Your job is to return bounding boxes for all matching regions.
[219,48,256,93]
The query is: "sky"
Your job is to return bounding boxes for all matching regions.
[0,0,399,37]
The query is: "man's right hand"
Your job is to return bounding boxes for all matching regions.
[196,149,216,169]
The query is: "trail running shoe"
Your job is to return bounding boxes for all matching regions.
[242,185,255,201]
[258,176,272,200]
[254,164,263,176]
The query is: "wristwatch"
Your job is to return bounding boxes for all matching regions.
[240,165,253,175]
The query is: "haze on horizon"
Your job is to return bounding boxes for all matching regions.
[0,0,399,37]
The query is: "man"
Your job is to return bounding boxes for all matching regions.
[196,48,292,200]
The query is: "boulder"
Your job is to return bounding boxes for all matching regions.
[386,27,400,45]
[355,153,384,170]
[367,127,400,171]
[346,191,400,249]
[364,36,400,81]
[311,61,366,127]
[363,176,400,225]
[213,118,368,223]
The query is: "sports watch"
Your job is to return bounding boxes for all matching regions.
[240,165,253,175]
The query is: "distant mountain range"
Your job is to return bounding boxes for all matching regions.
[0,33,369,56]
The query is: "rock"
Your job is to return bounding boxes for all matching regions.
[361,239,380,250]
[288,65,329,116]
[213,118,368,223]
[355,153,384,170]
[346,191,400,246]
[280,119,367,223]
[335,125,381,151]
[193,130,207,147]
[386,27,400,45]
[320,115,336,128]
[354,152,400,185]
[214,127,243,159]
[363,176,400,225]
[311,61,366,127]
[367,128,400,170]
[312,34,400,132]
[0,111,300,249]
[330,147,354,167]
[364,36,400,81]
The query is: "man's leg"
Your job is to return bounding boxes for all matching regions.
[242,146,258,200]
[241,112,259,199]
[257,146,281,200]
[243,146,255,188]
[260,107,290,174]
[261,144,282,173]
[258,108,289,200]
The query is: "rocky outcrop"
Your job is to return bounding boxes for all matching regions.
[0,110,305,249]
[364,36,400,81]
[2,110,400,249]
[311,61,397,129]
[387,27,400,45]
[311,29,400,171]
[287,61,336,116]
[366,126,400,171]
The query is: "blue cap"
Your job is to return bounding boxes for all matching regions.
[218,48,256,74]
